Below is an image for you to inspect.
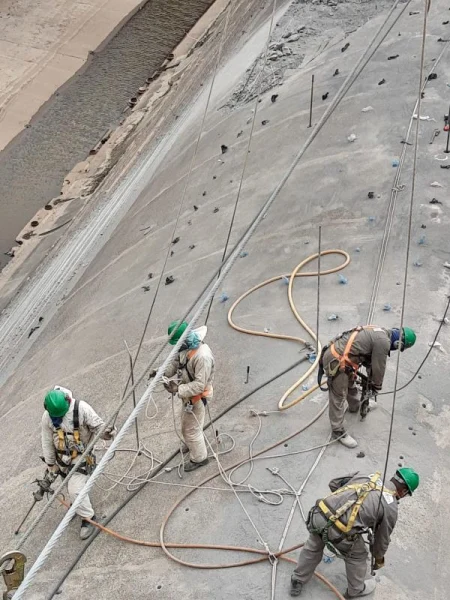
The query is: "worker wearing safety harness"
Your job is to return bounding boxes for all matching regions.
[151,321,215,472]
[41,386,115,539]
[320,326,416,448]
[290,467,419,598]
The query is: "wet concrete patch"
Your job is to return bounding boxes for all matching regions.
[0,0,213,270]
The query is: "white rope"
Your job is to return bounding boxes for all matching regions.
[367,37,450,322]
[191,409,275,555]
[270,440,330,600]
[12,1,235,550]
[13,2,412,594]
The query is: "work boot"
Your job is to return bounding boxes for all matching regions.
[290,577,303,597]
[349,400,377,414]
[80,516,97,540]
[345,578,376,598]
[184,458,209,472]
[332,430,358,449]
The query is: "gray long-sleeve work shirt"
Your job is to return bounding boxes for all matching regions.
[323,472,399,558]
[331,327,392,389]
[164,343,215,401]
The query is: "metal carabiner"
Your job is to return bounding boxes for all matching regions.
[0,551,27,600]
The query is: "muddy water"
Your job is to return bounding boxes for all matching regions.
[0,0,213,270]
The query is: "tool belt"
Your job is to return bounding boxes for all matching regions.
[53,399,96,476]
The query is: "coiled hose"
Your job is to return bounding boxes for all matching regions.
[228,250,350,409]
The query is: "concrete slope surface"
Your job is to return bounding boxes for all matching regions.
[1,0,450,599]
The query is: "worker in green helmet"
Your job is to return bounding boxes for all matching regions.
[41,385,116,540]
[149,321,215,472]
[318,326,417,448]
[290,467,419,598]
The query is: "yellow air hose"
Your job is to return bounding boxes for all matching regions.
[228,250,350,410]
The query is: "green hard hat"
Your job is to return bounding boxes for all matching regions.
[402,327,416,350]
[168,320,188,345]
[396,467,419,495]
[44,390,69,417]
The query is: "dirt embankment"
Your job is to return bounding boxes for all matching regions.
[0,0,275,310]
[0,0,215,271]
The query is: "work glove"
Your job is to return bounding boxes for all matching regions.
[373,556,385,570]
[48,464,60,474]
[103,426,117,441]
[148,368,157,379]
[164,380,179,394]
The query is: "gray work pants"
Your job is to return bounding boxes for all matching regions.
[68,471,95,519]
[292,531,368,597]
[323,349,360,432]
[181,399,208,463]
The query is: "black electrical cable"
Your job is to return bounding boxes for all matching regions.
[371,0,430,568]
[47,356,307,599]
[379,295,450,396]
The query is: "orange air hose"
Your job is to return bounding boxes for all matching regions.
[58,497,344,599]
[55,250,351,599]
[227,250,350,410]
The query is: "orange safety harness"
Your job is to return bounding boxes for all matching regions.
[184,349,212,403]
[329,326,375,373]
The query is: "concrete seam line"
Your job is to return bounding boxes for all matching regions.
[16,0,404,552]
[14,0,235,549]
[45,357,307,599]
[374,0,430,523]
[12,1,408,594]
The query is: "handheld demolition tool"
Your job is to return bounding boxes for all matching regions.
[356,371,377,421]
[14,468,58,535]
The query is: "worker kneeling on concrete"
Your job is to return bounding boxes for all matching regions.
[41,385,115,539]
[290,468,419,598]
[320,326,416,448]
[152,321,215,473]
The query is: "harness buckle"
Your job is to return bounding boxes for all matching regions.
[0,552,27,600]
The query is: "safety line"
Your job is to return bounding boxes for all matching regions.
[367,39,450,322]
[13,0,234,550]
[271,441,330,600]
[227,250,350,410]
[158,404,329,569]
[12,1,410,593]
[375,0,429,525]
[316,226,322,353]
[204,0,278,323]
[46,357,307,599]
[379,295,450,396]
[112,0,233,428]
[25,0,399,556]
[139,0,410,385]
[55,495,345,599]
[44,2,448,596]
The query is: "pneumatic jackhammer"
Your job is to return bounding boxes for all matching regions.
[14,467,58,535]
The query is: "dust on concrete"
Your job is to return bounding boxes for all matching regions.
[1,0,450,598]
[226,0,395,108]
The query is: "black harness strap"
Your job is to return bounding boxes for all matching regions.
[73,399,80,430]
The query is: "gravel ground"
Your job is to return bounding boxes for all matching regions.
[226,0,395,108]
